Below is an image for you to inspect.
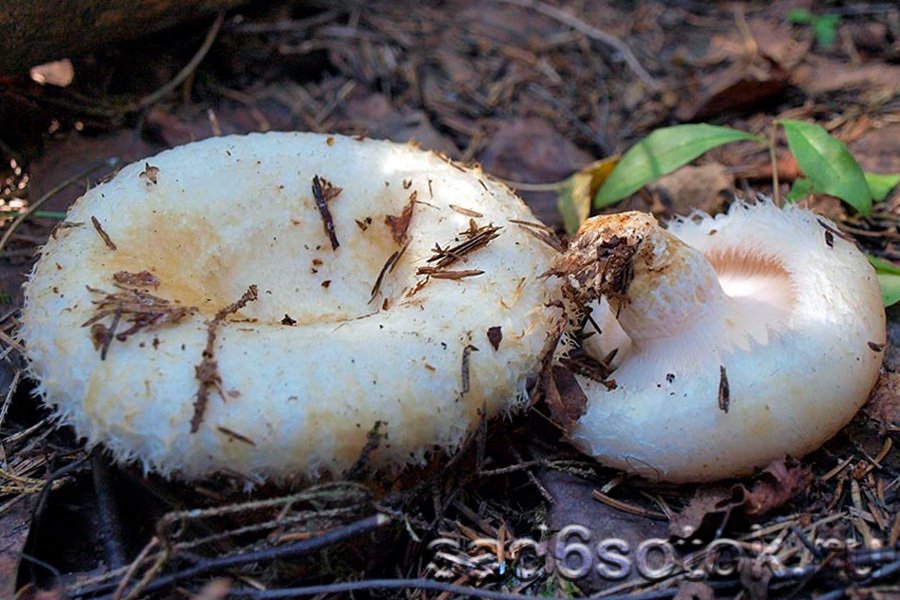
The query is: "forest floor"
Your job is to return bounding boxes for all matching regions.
[2,1,900,598]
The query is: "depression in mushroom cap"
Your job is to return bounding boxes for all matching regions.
[551,202,886,483]
[20,132,565,480]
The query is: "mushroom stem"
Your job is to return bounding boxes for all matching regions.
[552,203,886,482]
[617,216,725,344]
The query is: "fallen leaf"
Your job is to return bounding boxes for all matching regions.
[0,495,37,598]
[557,157,620,234]
[794,57,900,96]
[669,487,735,538]
[850,125,900,178]
[734,459,813,517]
[865,371,900,428]
[739,556,773,600]
[538,467,670,594]
[670,459,812,537]
[781,119,872,215]
[28,59,74,87]
[595,125,761,208]
[28,130,159,213]
[847,21,891,54]
[13,584,66,600]
[543,366,588,432]
[674,581,716,600]
[884,307,900,372]
[702,18,809,69]
[337,93,460,157]
[479,118,593,230]
[649,163,732,217]
[678,57,789,122]
[865,172,900,202]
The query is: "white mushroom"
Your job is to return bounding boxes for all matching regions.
[552,202,886,482]
[20,132,564,480]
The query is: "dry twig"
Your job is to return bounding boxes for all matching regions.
[492,0,659,90]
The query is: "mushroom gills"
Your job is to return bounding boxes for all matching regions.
[553,202,886,482]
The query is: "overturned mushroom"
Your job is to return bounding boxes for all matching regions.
[20,133,563,479]
[552,202,886,482]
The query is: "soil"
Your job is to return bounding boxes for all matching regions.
[1,1,899,598]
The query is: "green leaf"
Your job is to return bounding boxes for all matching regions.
[868,255,900,306]
[812,14,841,47]
[594,124,762,208]
[869,255,900,275]
[786,178,813,202]
[0,209,67,220]
[876,273,900,306]
[786,8,812,24]
[558,157,620,234]
[780,119,873,215]
[865,172,900,202]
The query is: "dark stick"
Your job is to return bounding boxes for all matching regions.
[76,513,390,599]
[90,454,127,568]
[312,175,340,250]
[224,578,686,599]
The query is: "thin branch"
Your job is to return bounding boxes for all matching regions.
[91,454,127,569]
[493,0,659,90]
[0,369,21,433]
[78,514,391,599]
[0,158,118,257]
[769,125,781,206]
[131,12,225,111]
[225,578,684,599]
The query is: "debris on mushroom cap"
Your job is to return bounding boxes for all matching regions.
[551,201,886,483]
[20,132,564,480]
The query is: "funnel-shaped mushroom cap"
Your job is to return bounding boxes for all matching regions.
[20,133,564,480]
[553,202,886,482]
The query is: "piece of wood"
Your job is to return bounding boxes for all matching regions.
[0,0,252,74]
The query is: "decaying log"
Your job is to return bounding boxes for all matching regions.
[0,0,253,74]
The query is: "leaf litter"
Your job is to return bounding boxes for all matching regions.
[2,1,900,598]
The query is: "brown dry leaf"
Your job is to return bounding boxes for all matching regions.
[113,270,160,289]
[730,153,800,183]
[669,486,735,538]
[337,93,460,157]
[543,365,588,431]
[674,582,716,600]
[480,118,593,230]
[849,124,900,176]
[143,97,294,148]
[13,584,66,600]
[28,130,159,213]
[0,495,37,598]
[703,18,809,69]
[539,467,670,595]
[670,459,812,537]
[737,459,813,517]
[557,157,620,234]
[794,57,900,97]
[486,326,502,351]
[864,371,900,429]
[543,365,588,432]
[29,59,74,87]
[649,163,732,217]
[739,557,773,600]
[385,196,415,246]
[748,18,810,68]
[680,18,799,121]
[678,57,789,122]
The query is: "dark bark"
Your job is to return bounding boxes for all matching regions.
[0,0,252,73]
